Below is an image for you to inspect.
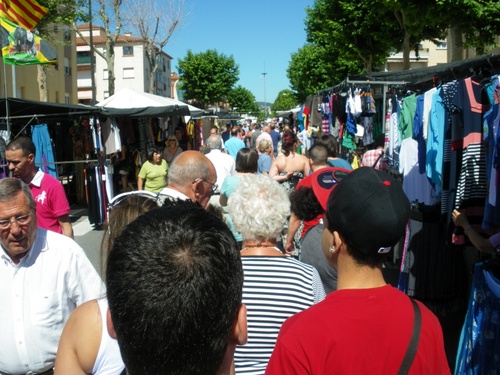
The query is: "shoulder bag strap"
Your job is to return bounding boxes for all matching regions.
[397,298,422,375]
[372,150,384,168]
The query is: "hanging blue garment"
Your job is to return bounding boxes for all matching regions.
[455,263,500,374]
[31,124,57,178]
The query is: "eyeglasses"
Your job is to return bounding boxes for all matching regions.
[108,191,160,213]
[0,212,33,230]
[193,178,218,193]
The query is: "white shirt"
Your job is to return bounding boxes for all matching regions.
[205,149,235,194]
[158,186,191,204]
[0,228,104,374]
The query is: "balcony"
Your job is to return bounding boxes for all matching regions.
[77,55,92,65]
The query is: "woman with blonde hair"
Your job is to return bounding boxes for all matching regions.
[163,135,183,164]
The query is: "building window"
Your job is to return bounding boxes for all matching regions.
[123,67,135,79]
[436,41,447,50]
[123,46,134,56]
[103,69,108,80]
[65,94,70,104]
[63,27,71,42]
[64,58,71,76]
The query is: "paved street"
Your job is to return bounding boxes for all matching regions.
[71,208,105,277]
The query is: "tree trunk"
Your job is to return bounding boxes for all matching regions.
[107,46,116,96]
[37,65,48,101]
[448,25,463,62]
[402,32,411,70]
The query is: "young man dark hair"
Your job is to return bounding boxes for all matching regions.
[267,167,450,374]
[106,204,247,375]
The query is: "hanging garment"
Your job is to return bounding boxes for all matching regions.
[101,117,122,155]
[31,124,57,178]
[455,263,500,374]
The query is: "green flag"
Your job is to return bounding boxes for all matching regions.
[0,17,56,65]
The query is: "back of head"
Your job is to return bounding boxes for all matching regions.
[235,148,258,173]
[106,204,243,375]
[6,135,36,156]
[281,130,297,156]
[228,174,290,241]
[207,135,222,150]
[325,167,410,266]
[308,144,329,166]
[168,151,211,187]
[100,193,159,275]
[231,127,239,137]
[316,134,338,157]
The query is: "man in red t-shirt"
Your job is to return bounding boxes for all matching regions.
[266,167,450,375]
[5,136,73,238]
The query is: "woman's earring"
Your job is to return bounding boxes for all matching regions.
[329,246,335,253]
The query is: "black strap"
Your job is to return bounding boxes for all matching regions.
[372,150,384,168]
[397,298,422,375]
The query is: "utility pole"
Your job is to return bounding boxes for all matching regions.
[261,62,267,118]
[89,0,96,104]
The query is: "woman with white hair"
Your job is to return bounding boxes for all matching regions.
[228,174,325,375]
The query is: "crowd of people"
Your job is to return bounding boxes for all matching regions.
[0,121,457,375]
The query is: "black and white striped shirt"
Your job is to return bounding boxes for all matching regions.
[234,256,325,375]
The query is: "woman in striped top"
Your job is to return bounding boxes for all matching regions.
[228,174,325,375]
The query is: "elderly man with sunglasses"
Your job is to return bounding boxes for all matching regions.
[0,178,104,375]
[159,150,218,209]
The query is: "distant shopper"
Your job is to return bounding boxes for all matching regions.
[137,147,168,193]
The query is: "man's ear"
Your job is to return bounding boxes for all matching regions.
[27,153,35,163]
[231,304,247,346]
[106,307,117,339]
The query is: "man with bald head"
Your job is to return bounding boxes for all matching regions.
[159,150,217,208]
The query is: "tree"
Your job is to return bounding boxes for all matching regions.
[123,0,185,94]
[305,0,400,73]
[177,49,239,108]
[436,0,500,60]
[74,0,124,97]
[271,89,298,112]
[226,86,259,115]
[287,43,357,103]
[381,0,447,69]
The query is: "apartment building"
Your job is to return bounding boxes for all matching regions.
[76,24,173,104]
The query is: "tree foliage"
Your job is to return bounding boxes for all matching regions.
[177,49,239,108]
[271,89,298,112]
[287,43,358,103]
[226,86,259,115]
[305,0,400,73]
[288,0,500,101]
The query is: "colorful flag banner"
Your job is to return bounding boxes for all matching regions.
[0,0,48,30]
[0,16,56,65]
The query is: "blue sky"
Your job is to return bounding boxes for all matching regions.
[166,0,315,104]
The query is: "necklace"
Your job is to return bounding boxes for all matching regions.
[240,245,285,256]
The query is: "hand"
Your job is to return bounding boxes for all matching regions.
[452,209,469,229]
[284,242,294,255]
